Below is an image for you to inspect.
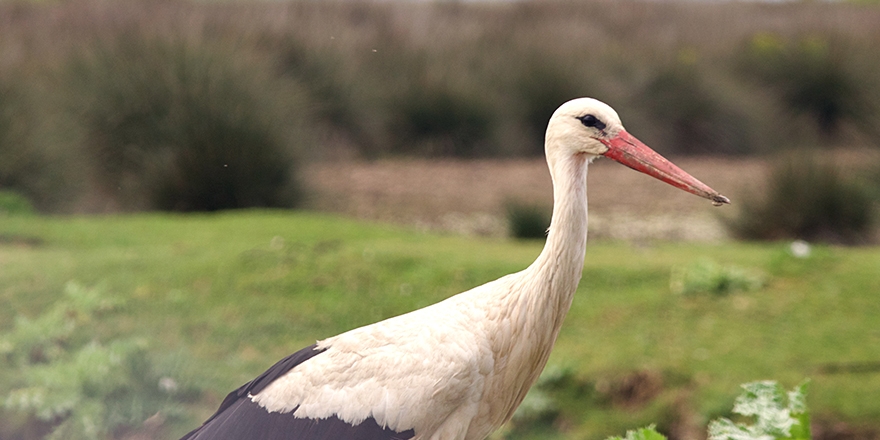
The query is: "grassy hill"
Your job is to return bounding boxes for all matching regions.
[1,211,878,439]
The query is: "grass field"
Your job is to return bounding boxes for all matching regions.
[1,211,878,439]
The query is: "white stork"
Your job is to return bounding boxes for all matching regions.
[181,98,730,440]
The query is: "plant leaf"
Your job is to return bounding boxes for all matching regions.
[708,381,811,440]
[607,424,668,440]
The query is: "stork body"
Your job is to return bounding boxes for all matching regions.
[182,98,729,440]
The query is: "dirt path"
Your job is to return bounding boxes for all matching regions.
[304,156,767,241]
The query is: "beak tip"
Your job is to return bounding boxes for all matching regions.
[711,194,731,207]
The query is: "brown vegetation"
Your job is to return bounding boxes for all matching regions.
[304,155,759,240]
[306,148,880,241]
[0,0,878,239]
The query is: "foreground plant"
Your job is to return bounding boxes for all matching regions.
[709,381,810,440]
[1,282,197,440]
[607,425,668,440]
[609,381,810,440]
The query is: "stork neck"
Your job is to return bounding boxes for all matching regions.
[525,151,589,328]
[474,151,590,433]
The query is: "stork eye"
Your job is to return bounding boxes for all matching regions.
[577,114,606,130]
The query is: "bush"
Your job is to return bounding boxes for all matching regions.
[506,201,550,240]
[0,79,33,193]
[1,282,201,440]
[728,153,876,244]
[67,37,307,211]
[513,58,593,156]
[708,381,810,440]
[275,39,380,159]
[637,59,758,156]
[738,33,878,143]
[607,425,667,440]
[0,191,34,216]
[5,0,880,211]
[393,84,495,158]
[670,259,766,296]
[0,75,78,212]
[609,381,810,440]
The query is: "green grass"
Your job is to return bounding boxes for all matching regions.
[1,211,878,439]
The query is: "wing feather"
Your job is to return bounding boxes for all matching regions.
[182,279,507,440]
[254,295,496,435]
[181,344,325,439]
[182,396,414,440]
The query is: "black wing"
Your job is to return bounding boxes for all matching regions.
[180,344,415,440]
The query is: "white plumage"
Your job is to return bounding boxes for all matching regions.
[182,98,729,440]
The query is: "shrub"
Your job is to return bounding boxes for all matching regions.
[636,59,757,156]
[609,381,810,440]
[513,59,592,156]
[506,201,550,240]
[1,282,201,440]
[607,425,667,440]
[728,153,876,244]
[393,84,495,158]
[0,75,78,212]
[66,37,307,211]
[275,39,380,159]
[0,79,31,192]
[670,259,766,296]
[709,381,810,440]
[738,33,878,143]
[0,190,34,216]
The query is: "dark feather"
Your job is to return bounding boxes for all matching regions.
[181,344,415,439]
[182,396,414,440]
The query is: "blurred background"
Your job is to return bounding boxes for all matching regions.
[0,0,879,439]
[2,0,880,242]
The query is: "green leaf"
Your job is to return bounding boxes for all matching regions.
[607,425,668,440]
[708,380,811,440]
[2,282,193,439]
[708,417,775,440]
[787,382,811,440]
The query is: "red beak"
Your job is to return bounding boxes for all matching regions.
[599,130,730,206]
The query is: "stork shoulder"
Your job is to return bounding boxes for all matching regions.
[252,279,515,433]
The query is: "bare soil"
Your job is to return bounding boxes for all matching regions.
[304,156,767,241]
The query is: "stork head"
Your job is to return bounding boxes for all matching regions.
[546,97,730,206]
